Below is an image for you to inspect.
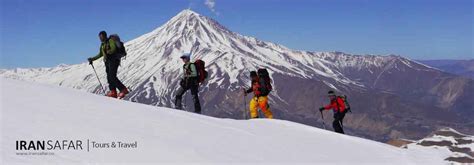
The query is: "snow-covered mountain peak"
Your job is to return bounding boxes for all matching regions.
[121,10,349,87]
[176,9,199,17]
[144,9,234,46]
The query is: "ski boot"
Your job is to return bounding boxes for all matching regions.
[118,88,129,99]
[106,90,118,98]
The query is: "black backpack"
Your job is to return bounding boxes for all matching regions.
[257,68,272,96]
[109,34,127,59]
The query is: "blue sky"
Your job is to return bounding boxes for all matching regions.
[1,0,472,68]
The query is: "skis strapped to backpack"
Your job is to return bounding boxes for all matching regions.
[257,68,272,96]
[109,34,127,59]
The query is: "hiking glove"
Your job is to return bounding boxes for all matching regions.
[87,58,93,65]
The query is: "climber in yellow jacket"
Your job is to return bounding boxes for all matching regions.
[243,70,273,119]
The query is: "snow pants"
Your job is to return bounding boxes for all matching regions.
[105,58,126,91]
[175,83,201,114]
[333,112,345,134]
[249,96,273,119]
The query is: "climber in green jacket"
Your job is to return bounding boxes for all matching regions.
[87,31,128,98]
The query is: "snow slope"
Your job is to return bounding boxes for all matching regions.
[404,128,474,163]
[0,78,447,164]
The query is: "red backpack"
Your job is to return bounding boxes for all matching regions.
[193,59,208,84]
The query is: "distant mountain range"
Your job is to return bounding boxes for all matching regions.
[1,9,473,142]
[418,60,474,79]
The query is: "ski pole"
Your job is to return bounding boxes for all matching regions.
[320,110,327,130]
[256,97,260,118]
[90,63,106,95]
[183,92,187,111]
[183,78,189,111]
[244,89,247,119]
[340,120,344,130]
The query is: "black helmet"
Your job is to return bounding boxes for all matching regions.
[328,90,336,96]
[98,31,107,37]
